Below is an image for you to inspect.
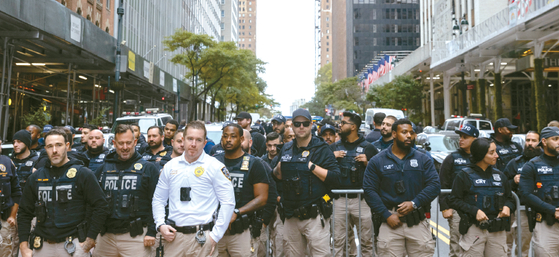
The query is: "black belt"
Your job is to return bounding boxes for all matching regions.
[44,234,79,244]
[172,222,214,234]
[334,193,360,199]
[105,223,147,234]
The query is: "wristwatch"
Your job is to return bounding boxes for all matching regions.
[411,201,418,209]
[234,209,241,215]
[310,163,316,172]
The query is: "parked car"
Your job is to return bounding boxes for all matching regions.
[1,143,14,157]
[512,134,526,150]
[364,108,405,130]
[206,123,224,144]
[416,133,460,172]
[111,109,173,134]
[440,114,494,135]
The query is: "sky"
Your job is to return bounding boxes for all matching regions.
[256,0,317,116]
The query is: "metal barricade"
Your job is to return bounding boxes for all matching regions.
[438,189,522,256]
[331,189,366,257]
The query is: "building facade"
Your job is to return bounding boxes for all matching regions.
[238,0,256,53]
[220,0,239,42]
[320,0,332,67]
[332,0,420,81]
[290,99,306,114]
[56,0,115,36]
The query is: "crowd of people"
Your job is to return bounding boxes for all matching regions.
[1,109,559,257]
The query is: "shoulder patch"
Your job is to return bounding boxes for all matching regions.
[160,151,167,156]
[0,164,5,172]
[221,166,231,180]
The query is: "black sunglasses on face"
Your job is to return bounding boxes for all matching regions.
[293,121,311,127]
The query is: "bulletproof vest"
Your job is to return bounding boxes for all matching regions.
[35,165,86,228]
[451,151,470,178]
[0,156,17,211]
[334,140,369,188]
[377,153,426,208]
[464,167,506,217]
[87,151,107,172]
[530,157,559,207]
[12,154,39,188]
[280,145,327,211]
[215,154,255,208]
[142,149,171,171]
[512,155,528,176]
[98,159,149,220]
[495,141,522,171]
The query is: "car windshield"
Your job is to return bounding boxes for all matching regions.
[428,135,459,153]
[207,130,222,144]
[111,118,156,134]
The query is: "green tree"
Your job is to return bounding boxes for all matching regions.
[90,107,111,127]
[366,74,423,123]
[22,102,51,128]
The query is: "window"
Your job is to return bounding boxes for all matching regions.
[221,36,224,41]
[354,37,359,46]
[106,0,110,9]
[249,32,252,35]
[327,30,329,34]
[327,48,329,52]
[249,44,251,47]
[243,25,245,29]
[373,24,377,33]
[249,25,252,29]
[372,9,376,19]
[249,1,252,4]
[243,14,245,17]
[326,60,330,64]
[327,23,329,27]
[221,10,225,17]
[249,7,252,11]
[221,23,224,29]
[326,35,329,39]
[327,54,329,58]
[243,44,245,47]
[326,17,329,21]
[249,14,252,17]
[249,20,252,23]
[373,38,377,46]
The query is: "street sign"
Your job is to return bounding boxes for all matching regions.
[467,84,475,90]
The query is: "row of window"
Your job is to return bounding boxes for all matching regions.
[239,38,253,41]
[355,0,418,3]
[354,24,419,33]
[238,44,253,48]
[238,25,253,30]
[221,11,252,17]
[239,31,253,35]
[354,37,419,47]
[239,1,253,5]
[239,19,253,23]
[354,8,419,20]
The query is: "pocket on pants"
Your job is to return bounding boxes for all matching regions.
[458,234,478,252]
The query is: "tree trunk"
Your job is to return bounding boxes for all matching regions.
[494,73,502,121]
[534,58,547,131]
[477,79,486,117]
[202,89,207,121]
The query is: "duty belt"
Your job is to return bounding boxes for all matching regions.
[334,193,360,199]
[106,223,147,234]
[44,234,79,244]
[172,222,214,234]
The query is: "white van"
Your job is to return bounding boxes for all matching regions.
[365,108,405,129]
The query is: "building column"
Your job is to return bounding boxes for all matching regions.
[444,71,452,119]
[494,72,502,120]
[477,78,486,117]
[430,72,435,126]
[534,58,547,131]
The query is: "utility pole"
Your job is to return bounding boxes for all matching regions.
[114,0,124,123]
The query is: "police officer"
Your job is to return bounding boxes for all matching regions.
[439,124,478,257]
[447,137,515,256]
[93,124,159,256]
[85,129,109,172]
[372,115,397,152]
[153,121,235,257]
[320,124,337,145]
[34,126,90,169]
[209,122,231,156]
[142,126,172,172]
[363,118,440,257]
[163,119,179,148]
[519,126,559,256]
[491,118,522,171]
[12,129,39,189]
[262,132,282,166]
[0,140,22,257]
[504,131,541,257]
[26,125,42,152]
[74,124,95,153]
[282,127,295,144]
[272,114,287,136]
[331,111,378,257]
[365,112,385,143]
[214,124,269,256]
[171,129,186,158]
[131,123,149,154]
[235,112,266,157]
[17,128,109,257]
[272,108,341,256]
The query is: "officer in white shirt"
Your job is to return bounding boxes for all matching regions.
[152,121,235,257]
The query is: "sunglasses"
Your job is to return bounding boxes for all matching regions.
[293,121,311,127]
[341,120,355,126]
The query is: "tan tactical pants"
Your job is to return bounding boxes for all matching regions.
[377,210,435,257]
[0,219,16,257]
[162,229,217,257]
[283,216,331,257]
[217,229,252,257]
[446,210,461,257]
[33,238,89,257]
[459,225,507,257]
[93,227,153,257]
[532,221,559,257]
[333,197,373,257]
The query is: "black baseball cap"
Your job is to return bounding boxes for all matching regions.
[320,124,336,135]
[495,118,518,130]
[292,108,312,121]
[455,124,479,137]
[272,114,286,124]
[539,126,559,146]
[234,112,252,120]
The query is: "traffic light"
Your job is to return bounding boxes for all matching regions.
[162,97,165,101]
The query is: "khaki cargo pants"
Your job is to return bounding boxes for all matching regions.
[33,238,89,257]
[162,229,217,257]
[506,210,532,257]
[93,227,153,257]
[283,216,331,257]
[0,219,17,257]
[217,229,252,257]
[333,197,373,257]
[532,221,559,256]
[459,225,507,257]
[377,211,435,257]
[446,210,461,257]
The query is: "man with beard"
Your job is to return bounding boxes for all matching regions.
[438,124,478,257]
[282,127,295,144]
[75,124,96,153]
[163,119,179,148]
[215,124,269,256]
[272,114,287,136]
[85,129,109,172]
[34,127,90,168]
[363,118,440,257]
[519,127,559,256]
[372,115,398,152]
[142,126,172,172]
[331,111,378,257]
[320,124,337,145]
[131,124,149,154]
[272,108,340,256]
[171,129,185,158]
[491,118,523,171]
[504,131,541,256]
[235,112,266,157]
[18,128,108,257]
[0,139,22,257]
[365,112,386,143]
[12,129,39,189]
[26,125,42,151]
[262,132,282,166]
[93,124,159,256]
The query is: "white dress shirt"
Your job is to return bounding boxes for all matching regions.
[152,151,235,242]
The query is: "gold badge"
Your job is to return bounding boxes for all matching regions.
[66,168,77,179]
[194,166,205,177]
[302,150,310,158]
[536,213,542,222]
[134,163,143,170]
[0,164,5,172]
[159,151,167,156]
[240,156,250,171]
[33,236,42,249]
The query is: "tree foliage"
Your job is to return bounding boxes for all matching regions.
[163,29,273,121]
[366,74,423,122]
[22,102,51,128]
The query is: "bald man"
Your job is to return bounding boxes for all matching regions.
[86,129,109,172]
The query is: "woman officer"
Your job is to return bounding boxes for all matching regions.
[447,137,516,256]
